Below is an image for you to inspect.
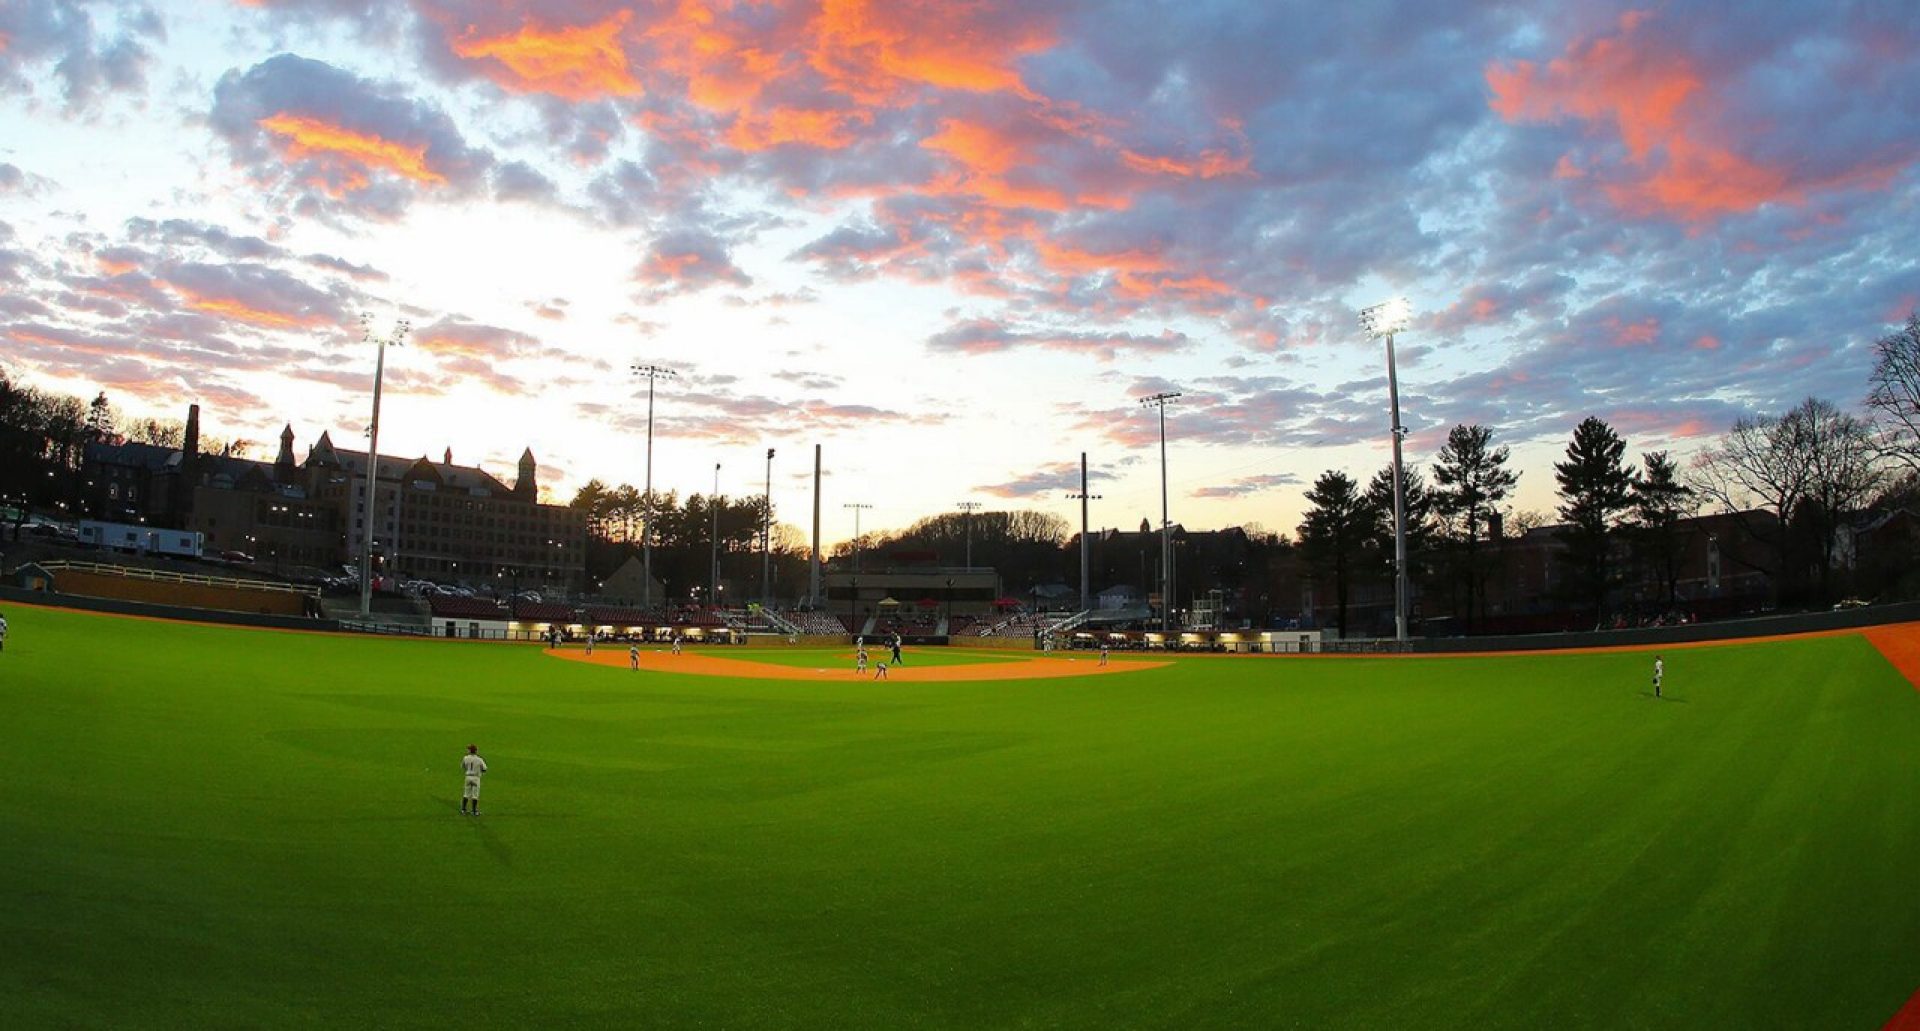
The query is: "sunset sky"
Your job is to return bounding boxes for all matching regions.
[2,1,1916,549]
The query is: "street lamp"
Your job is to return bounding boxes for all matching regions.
[358,313,410,617]
[844,502,872,573]
[1360,296,1413,643]
[631,362,678,611]
[1138,391,1181,635]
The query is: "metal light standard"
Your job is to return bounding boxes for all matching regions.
[762,447,774,609]
[358,314,410,617]
[1067,453,1101,612]
[709,461,721,611]
[1138,392,1181,634]
[630,363,677,611]
[1361,297,1414,643]
[956,501,981,567]
[844,502,872,572]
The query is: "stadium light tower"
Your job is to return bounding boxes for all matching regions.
[844,502,872,573]
[762,447,775,608]
[1138,392,1181,635]
[1361,296,1414,643]
[358,313,410,618]
[1066,453,1101,612]
[710,461,721,610]
[956,501,982,567]
[630,362,678,611]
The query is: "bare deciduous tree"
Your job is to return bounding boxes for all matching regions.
[1866,313,1920,473]
[1691,397,1882,601]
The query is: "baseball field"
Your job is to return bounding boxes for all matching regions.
[4,603,1919,1028]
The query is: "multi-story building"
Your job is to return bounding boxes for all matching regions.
[80,406,586,592]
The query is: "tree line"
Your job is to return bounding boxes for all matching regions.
[1295,314,1920,633]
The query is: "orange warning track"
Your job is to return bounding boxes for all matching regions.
[1863,623,1920,692]
[550,647,1169,681]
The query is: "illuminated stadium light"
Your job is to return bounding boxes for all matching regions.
[1359,298,1413,643]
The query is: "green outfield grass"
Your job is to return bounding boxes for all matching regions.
[4,604,1919,1029]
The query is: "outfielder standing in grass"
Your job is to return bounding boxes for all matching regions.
[0,609,8,653]
[1653,655,1664,699]
[629,643,639,671]
[460,744,488,816]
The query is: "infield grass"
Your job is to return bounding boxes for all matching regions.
[3,605,1918,1029]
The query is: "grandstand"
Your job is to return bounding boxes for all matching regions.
[782,609,852,635]
[427,595,507,620]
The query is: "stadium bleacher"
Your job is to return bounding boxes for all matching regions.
[780,610,847,635]
[512,600,575,623]
[427,595,507,619]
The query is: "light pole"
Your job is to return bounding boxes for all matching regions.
[1138,391,1181,634]
[358,313,410,617]
[1067,453,1101,612]
[631,362,677,611]
[956,501,981,567]
[844,502,872,573]
[709,461,721,610]
[762,447,774,609]
[1361,297,1414,643]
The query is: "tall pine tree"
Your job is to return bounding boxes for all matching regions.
[1431,424,1518,632]
[1553,416,1638,625]
[1296,470,1373,637]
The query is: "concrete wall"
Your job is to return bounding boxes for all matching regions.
[1402,601,1920,653]
[0,583,336,633]
[49,569,310,617]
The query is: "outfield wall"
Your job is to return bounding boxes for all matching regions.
[0,583,339,633]
[1400,600,1920,653]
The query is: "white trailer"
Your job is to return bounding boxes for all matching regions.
[77,520,204,558]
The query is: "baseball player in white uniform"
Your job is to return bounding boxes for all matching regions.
[460,744,488,815]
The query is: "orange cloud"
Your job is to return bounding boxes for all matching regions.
[1119,147,1251,179]
[728,106,872,151]
[258,113,445,186]
[809,0,1054,102]
[174,290,324,329]
[1486,10,1903,220]
[452,12,644,101]
[1603,315,1660,346]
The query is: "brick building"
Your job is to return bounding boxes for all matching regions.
[81,407,586,592]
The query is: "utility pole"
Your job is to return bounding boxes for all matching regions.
[630,362,677,611]
[844,502,872,573]
[957,501,982,568]
[1138,392,1181,634]
[1067,452,1101,613]
[358,314,410,618]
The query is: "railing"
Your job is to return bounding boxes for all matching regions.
[1044,609,1093,635]
[36,559,319,599]
[761,608,803,635]
[338,619,432,637]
